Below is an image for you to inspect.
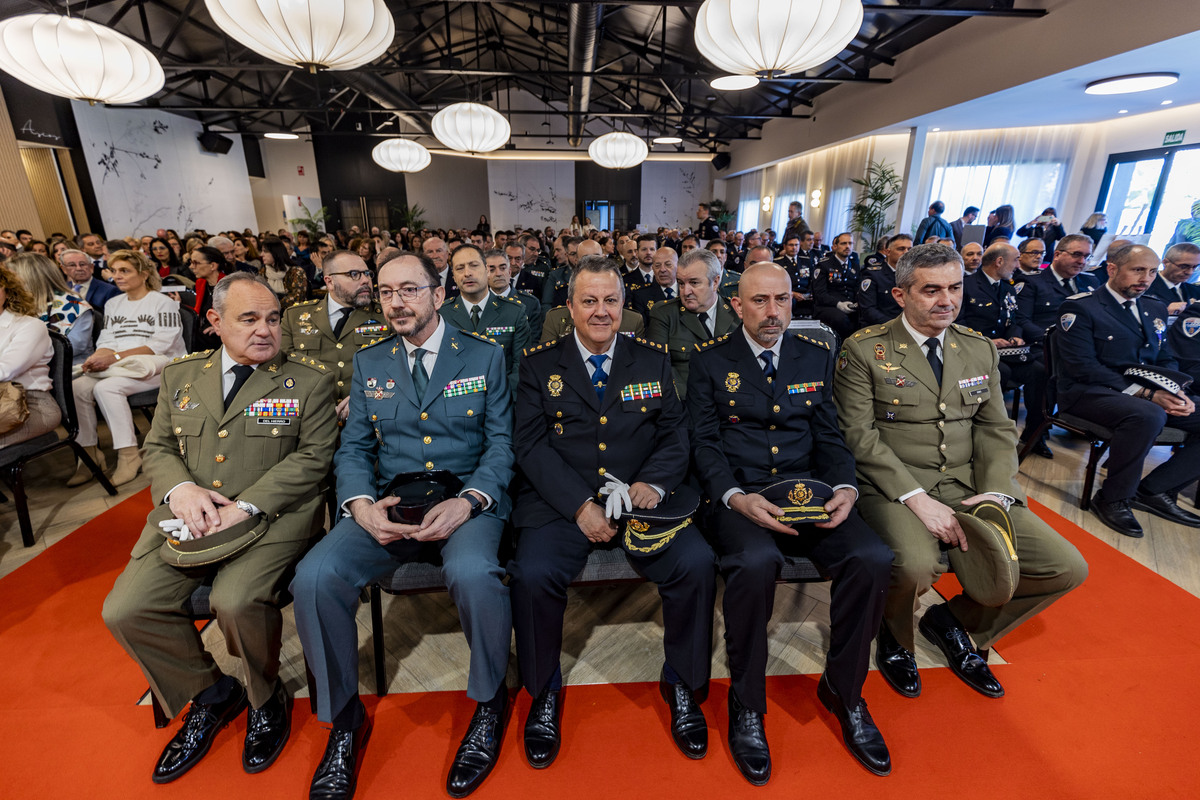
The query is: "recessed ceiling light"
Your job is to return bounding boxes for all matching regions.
[264,132,299,140]
[710,75,760,91]
[1084,73,1179,95]
[1162,99,1174,106]
[653,136,683,145]
[1118,109,1128,114]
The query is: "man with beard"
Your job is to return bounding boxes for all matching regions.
[811,232,861,339]
[281,251,385,421]
[292,253,514,799]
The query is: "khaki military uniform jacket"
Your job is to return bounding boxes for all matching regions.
[832,317,1022,503]
[280,298,386,401]
[645,297,738,396]
[131,348,338,558]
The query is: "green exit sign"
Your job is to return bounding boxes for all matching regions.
[1164,130,1186,146]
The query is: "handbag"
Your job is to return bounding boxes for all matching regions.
[0,380,30,435]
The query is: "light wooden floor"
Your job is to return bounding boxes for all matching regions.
[3,410,1198,703]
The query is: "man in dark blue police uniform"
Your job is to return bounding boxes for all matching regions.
[687,263,894,783]
[1144,243,1200,313]
[857,234,911,326]
[1014,234,1099,342]
[509,257,717,771]
[1055,244,1200,538]
[812,232,861,339]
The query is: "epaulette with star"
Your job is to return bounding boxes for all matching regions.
[522,339,560,357]
[950,323,986,339]
[693,332,733,352]
[358,334,396,351]
[293,299,319,307]
[851,324,889,340]
[465,330,500,346]
[794,332,830,350]
[166,349,213,366]
[287,352,329,372]
[633,336,667,353]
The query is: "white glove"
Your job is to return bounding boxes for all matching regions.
[837,301,856,313]
[159,517,195,541]
[597,472,633,520]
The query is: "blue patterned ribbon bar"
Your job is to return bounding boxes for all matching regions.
[957,374,989,389]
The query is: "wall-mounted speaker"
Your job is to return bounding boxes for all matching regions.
[197,130,233,154]
[711,152,731,171]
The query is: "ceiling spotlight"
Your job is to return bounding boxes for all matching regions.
[264,132,299,140]
[1162,99,1174,105]
[1084,73,1179,95]
[710,75,759,91]
[653,136,684,145]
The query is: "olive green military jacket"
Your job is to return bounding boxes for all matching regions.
[539,306,646,344]
[645,297,738,396]
[280,298,386,401]
[131,347,338,558]
[832,316,1023,503]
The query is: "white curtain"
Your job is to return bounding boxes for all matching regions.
[736,169,764,231]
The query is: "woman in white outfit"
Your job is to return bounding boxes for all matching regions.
[0,266,61,451]
[70,250,185,487]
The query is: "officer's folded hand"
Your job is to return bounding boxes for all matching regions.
[168,483,230,537]
[628,482,660,510]
[1151,389,1196,416]
[576,501,618,543]
[814,487,856,530]
[729,492,795,536]
[412,497,471,542]
[210,502,249,534]
[904,491,968,551]
[350,496,421,545]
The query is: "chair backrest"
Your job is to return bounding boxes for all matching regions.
[46,330,81,439]
[179,305,199,353]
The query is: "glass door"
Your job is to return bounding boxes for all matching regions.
[1149,147,1200,255]
[1100,156,1166,237]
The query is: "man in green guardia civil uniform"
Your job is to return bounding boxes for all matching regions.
[832,243,1086,702]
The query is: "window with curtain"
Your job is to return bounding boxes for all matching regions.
[928,162,1065,229]
[824,186,854,237]
[737,198,761,232]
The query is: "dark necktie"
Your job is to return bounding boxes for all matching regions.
[759,350,776,379]
[224,364,254,410]
[470,305,482,330]
[333,307,351,338]
[93,259,103,272]
[588,354,608,401]
[412,348,429,397]
[664,287,675,299]
[925,338,943,386]
[697,311,710,338]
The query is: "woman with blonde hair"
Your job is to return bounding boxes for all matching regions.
[70,249,185,486]
[6,252,95,365]
[1081,212,1107,248]
[0,265,62,452]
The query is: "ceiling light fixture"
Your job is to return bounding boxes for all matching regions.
[589,131,648,169]
[264,132,299,140]
[204,0,395,72]
[710,75,759,91]
[431,102,511,153]
[694,0,863,78]
[371,138,431,172]
[1084,72,1179,95]
[653,136,684,145]
[0,13,164,104]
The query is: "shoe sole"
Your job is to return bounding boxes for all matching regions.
[152,699,247,784]
[1090,501,1145,538]
[917,620,1005,699]
[873,649,921,698]
[1130,498,1200,529]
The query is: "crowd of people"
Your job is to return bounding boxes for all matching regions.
[2,196,1200,800]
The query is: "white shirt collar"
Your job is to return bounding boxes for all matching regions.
[327,295,348,321]
[1105,284,1136,308]
[741,326,782,361]
[221,350,258,377]
[574,330,618,369]
[403,317,445,361]
[901,313,946,351]
[462,292,491,315]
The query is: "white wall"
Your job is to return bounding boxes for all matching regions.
[252,137,321,233]
[487,160,575,231]
[71,103,255,235]
[403,154,490,230]
[640,161,709,231]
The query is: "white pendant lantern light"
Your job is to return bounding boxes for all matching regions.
[431,102,511,153]
[372,138,432,173]
[694,0,864,78]
[0,14,164,104]
[204,0,395,72]
[589,132,648,170]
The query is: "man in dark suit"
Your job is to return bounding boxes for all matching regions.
[1012,238,1046,283]
[1014,234,1099,343]
[292,253,515,799]
[697,203,721,242]
[622,234,658,296]
[686,263,894,782]
[1143,242,1200,313]
[422,237,460,299]
[630,246,679,320]
[59,247,120,312]
[507,241,544,299]
[79,232,109,279]
[1056,244,1200,537]
[489,248,543,332]
[857,234,911,326]
[812,232,860,339]
[509,257,716,771]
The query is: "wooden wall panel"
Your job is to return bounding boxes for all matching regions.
[56,149,89,236]
[20,147,73,237]
[0,84,44,237]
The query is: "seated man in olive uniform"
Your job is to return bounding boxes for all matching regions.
[833,243,1087,701]
[645,248,738,397]
[103,273,337,784]
[280,250,385,420]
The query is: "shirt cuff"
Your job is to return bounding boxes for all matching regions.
[341,494,374,516]
[987,492,1015,509]
[648,484,666,501]
[460,489,494,511]
[721,487,745,508]
[831,484,858,500]
[898,488,926,503]
[1122,384,1142,396]
[239,500,263,516]
[163,481,195,505]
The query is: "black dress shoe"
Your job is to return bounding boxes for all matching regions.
[918,606,1004,698]
[1090,494,1144,538]
[1030,438,1053,459]
[243,682,291,774]
[816,674,891,776]
[447,692,508,798]
[310,717,372,800]
[726,690,770,786]
[874,623,921,698]
[659,668,707,759]
[1132,489,1200,528]
[523,686,561,769]
[152,684,248,783]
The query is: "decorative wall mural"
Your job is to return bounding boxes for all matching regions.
[641,161,708,231]
[487,160,575,231]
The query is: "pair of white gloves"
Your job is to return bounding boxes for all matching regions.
[598,472,635,520]
[159,517,196,542]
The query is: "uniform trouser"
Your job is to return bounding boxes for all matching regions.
[710,505,892,714]
[813,306,857,341]
[102,537,308,718]
[857,479,1088,653]
[73,373,161,449]
[291,514,510,723]
[999,357,1047,437]
[1065,391,1200,502]
[509,520,716,698]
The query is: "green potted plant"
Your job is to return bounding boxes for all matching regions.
[848,160,902,255]
[287,200,330,234]
[708,198,734,230]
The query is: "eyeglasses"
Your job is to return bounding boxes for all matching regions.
[378,285,436,303]
[326,269,371,281]
[1022,250,1046,256]
[1169,260,1200,271]
[1060,250,1091,259]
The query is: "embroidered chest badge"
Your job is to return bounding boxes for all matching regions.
[548,374,564,397]
[725,372,741,392]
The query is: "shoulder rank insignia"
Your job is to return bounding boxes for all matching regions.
[795,333,830,350]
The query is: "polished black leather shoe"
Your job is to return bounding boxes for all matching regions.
[726,690,770,786]
[816,673,891,776]
[874,623,921,698]
[152,684,248,783]
[918,606,1004,698]
[1132,489,1200,528]
[659,668,707,759]
[1030,438,1053,459]
[447,692,508,798]
[310,717,372,800]
[1091,494,1144,538]
[523,686,561,769]
[243,682,291,773]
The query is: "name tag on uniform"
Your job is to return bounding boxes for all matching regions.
[355,323,389,336]
[621,381,662,402]
[244,398,300,417]
[958,375,989,389]
[256,417,292,425]
[485,326,514,336]
[787,382,823,394]
[444,375,487,396]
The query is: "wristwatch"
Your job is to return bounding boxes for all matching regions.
[235,499,257,516]
[463,493,484,519]
[113,352,122,361]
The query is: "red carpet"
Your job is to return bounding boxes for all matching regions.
[2,493,1198,799]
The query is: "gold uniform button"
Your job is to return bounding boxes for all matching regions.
[218,430,228,438]
[420,412,429,420]
[939,466,947,472]
[423,436,432,444]
[770,468,777,475]
[467,409,474,416]
[371,414,378,421]
[805,400,812,406]
[337,361,345,368]
[271,428,279,436]
[599,416,608,424]
[174,426,182,434]
[425,461,434,470]
[768,425,776,431]
[556,411,563,418]
[939,444,947,451]
[335,343,344,350]
[337,380,344,387]
[212,480,222,488]
[937,421,944,428]
[772,405,781,413]
[215,455,226,463]
[599,443,607,451]
[298,343,305,349]
[640,406,647,412]
[598,468,606,476]
[892,398,900,405]
[771,446,779,454]
[938,402,946,411]
[729,400,736,407]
